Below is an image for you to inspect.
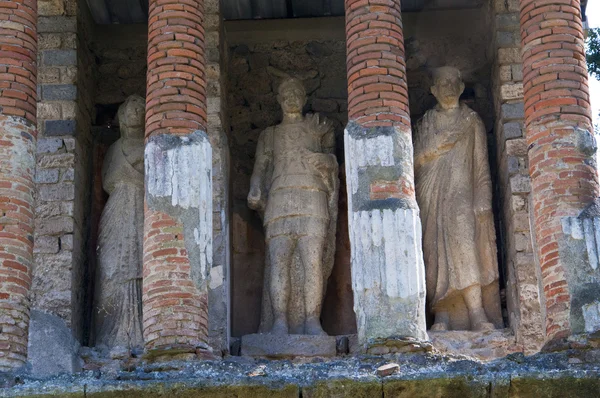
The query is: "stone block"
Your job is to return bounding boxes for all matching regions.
[38,34,62,50]
[62,168,75,182]
[499,65,512,82]
[64,137,76,152]
[501,83,524,101]
[42,84,77,101]
[38,0,66,16]
[495,13,519,29]
[60,66,78,84]
[505,138,527,157]
[507,155,520,175]
[35,168,60,184]
[38,16,77,33]
[37,183,75,202]
[61,234,74,251]
[497,48,521,65]
[503,122,522,140]
[38,67,60,84]
[515,232,532,252]
[494,0,520,13]
[510,175,531,194]
[38,153,75,168]
[45,120,77,136]
[512,64,523,81]
[501,103,524,121]
[34,236,60,254]
[43,50,77,66]
[511,195,527,212]
[37,138,63,154]
[496,31,517,48]
[35,216,74,235]
[37,103,62,120]
[27,310,81,378]
[241,334,337,358]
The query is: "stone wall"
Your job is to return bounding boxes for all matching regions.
[490,0,544,353]
[33,0,95,343]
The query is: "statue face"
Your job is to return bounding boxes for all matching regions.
[278,85,306,114]
[119,95,145,139]
[431,70,465,105]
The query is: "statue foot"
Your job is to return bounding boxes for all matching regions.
[305,319,327,336]
[470,308,494,331]
[431,322,448,331]
[473,322,495,332]
[270,319,289,335]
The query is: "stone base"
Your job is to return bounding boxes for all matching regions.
[429,328,522,361]
[241,334,337,358]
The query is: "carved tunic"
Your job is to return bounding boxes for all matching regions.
[95,138,144,350]
[414,104,498,309]
[256,115,337,240]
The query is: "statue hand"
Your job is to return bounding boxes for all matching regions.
[248,186,263,209]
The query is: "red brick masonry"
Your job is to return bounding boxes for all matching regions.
[0,0,37,370]
[143,0,209,355]
[345,0,415,203]
[520,0,599,340]
[345,0,411,130]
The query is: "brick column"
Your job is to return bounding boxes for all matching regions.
[520,0,600,342]
[143,0,213,359]
[344,0,428,351]
[0,0,37,370]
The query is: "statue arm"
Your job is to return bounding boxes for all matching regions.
[248,129,271,214]
[473,117,493,214]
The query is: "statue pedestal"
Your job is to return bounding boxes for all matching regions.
[241,334,337,358]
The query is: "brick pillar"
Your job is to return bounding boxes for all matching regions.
[520,0,600,341]
[143,0,213,359]
[344,0,428,351]
[0,0,37,370]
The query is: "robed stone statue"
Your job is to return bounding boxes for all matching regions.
[248,78,339,336]
[94,95,145,351]
[414,67,502,331]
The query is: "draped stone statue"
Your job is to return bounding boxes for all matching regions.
[94,95,145,351]
[414,67,502,331]
[248,78,339,336]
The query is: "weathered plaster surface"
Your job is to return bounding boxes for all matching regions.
[145,131,213,289]
[345,123,427,344]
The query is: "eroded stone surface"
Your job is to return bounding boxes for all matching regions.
[27,310,82,377]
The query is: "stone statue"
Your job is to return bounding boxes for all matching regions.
[94,95,145,351]
[248,78,339,336]
[414,67,502,331]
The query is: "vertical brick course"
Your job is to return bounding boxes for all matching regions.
[146,0,207,139]
[143,0,210,356]
[520,0,599,340]
[0,0,37,370]
[345,0,410,129]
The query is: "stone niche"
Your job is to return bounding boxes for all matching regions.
[226,6,504,346]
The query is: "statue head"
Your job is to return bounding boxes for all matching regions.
[118,95,145,139]
[277,78,307,115]
[431,67,465,109]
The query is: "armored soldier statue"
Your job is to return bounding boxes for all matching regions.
[248,78,338,336]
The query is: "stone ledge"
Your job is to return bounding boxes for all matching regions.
[2,350,600,397]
